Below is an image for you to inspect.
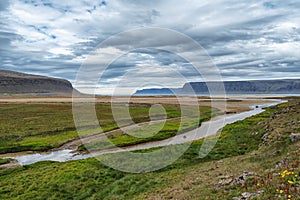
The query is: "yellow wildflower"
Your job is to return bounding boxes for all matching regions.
[279,190,283,194]
[288,180,294,184]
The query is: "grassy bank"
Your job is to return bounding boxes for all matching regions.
[0,158,11,165]
[1,98,299,199]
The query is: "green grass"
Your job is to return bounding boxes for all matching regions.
[0,158,11,165]
[1,99,299,199]
[1,99,297,199]
[0,103,183,153]
[0,103,218,154]
[79,107,219,151]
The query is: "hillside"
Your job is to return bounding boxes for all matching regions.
[135,79,300,95]
[0,70,75,94]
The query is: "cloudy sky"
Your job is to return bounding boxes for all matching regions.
[0,0,299,94]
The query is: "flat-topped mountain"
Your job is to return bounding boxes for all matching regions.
[0,70,75,94]
[134,79,300,95]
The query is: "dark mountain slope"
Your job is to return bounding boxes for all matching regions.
[0,70,75,94]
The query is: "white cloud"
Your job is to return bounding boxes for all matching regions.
[48,47,73,56]
[0,0,299,95]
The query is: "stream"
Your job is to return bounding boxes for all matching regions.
[7,99,287,166]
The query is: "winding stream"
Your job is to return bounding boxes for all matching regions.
[7,99,287,166]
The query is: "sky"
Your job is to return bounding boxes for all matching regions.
[0,0,299,95]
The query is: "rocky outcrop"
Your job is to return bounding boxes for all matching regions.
[216,172,255,188]
[0,70,75,94]
[232,190,264,200]
[216,172,264,200]
[290,133,300,143]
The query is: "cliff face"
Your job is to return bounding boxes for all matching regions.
[182,80,300,94]
[184,80,300,94]
[134,79,300,95]
[0,70,74,94]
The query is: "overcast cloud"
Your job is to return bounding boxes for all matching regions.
[0,0,299,94]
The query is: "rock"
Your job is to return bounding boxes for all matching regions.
[251,132,259,135]
[232,190,264,200]
[216,176,234,188]
[290,133,300,143]
[216,172,255,188]
[275,158,290,169]
[242,192,254,199]
[235,172,255,187]
[261,134,268,144]
[289,121,296,126]
[264,168,275,173]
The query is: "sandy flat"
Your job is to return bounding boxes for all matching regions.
[0,96,277,113]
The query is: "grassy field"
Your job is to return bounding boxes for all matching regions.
[79,106,218,151]
[1,98,299,199]
[0,103,218,153]
[0,103,185,153]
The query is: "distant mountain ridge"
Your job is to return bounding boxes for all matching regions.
[0,70,75,94]
[134,79,300,96]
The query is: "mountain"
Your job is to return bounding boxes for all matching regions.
[134,88,180,96]
[134,79,300,96]
[0,70,75,95]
